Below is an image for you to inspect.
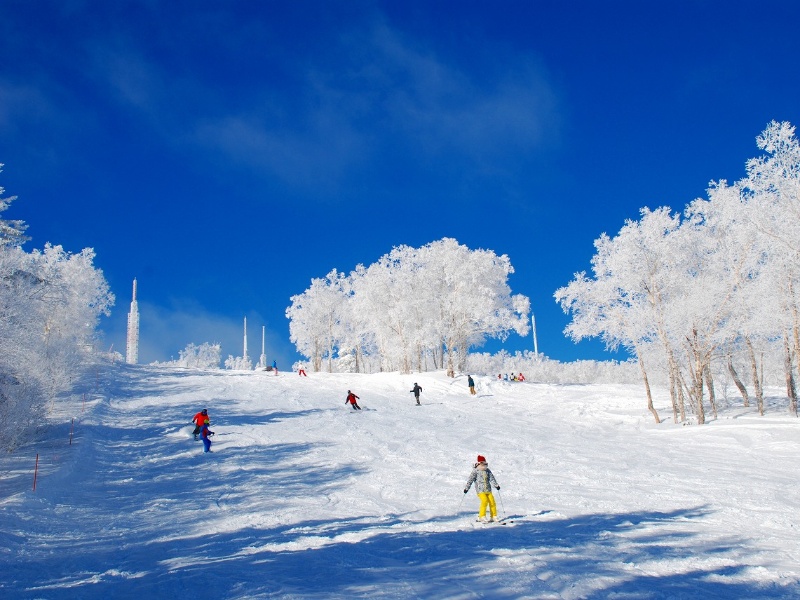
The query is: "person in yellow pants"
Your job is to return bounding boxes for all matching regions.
[463,454,501,522]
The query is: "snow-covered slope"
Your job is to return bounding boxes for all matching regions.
[2,365,799,599]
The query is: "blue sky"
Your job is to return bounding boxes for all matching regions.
[1,1,799,366]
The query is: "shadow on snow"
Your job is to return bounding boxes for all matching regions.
[6,502,795,599]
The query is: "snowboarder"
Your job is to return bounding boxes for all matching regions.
[463,455,501,522]
[517,373,526,382]
[467,375,476,396]
[345,390,361,410]
[199,422,215,453]
[191,409,209,440]
[410,382,422,405]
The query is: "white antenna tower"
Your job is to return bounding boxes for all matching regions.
[126,278,139,364]
[260,325,267,369]
[243,316,249,362]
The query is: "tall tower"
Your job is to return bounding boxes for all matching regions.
[259,325,267,369]
[126,279,139,364]
[243,316,249,362]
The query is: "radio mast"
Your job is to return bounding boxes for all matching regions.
[126,279,139,364]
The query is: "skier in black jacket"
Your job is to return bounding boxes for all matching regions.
[410,383,423,405]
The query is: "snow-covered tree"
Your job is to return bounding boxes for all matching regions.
[558,121,800,423]
[154,343,221,369]
[0,172,114,448]
[287,238,530,374]
[224,355,253,370]
[286,269,349,372]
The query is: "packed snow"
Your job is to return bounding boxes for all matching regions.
[2,364,799,599]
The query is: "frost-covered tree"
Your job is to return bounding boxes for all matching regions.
[0,171,114,448]
[556,208,682,423]
[0,171,29,248]
[740,121,800,416]
[425,239,530,372]
[286,269,349,372]
[154,343,221,369]
[558,121,800,423]
[224,355,253,370]
[287,238,530,374]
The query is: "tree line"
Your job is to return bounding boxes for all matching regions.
[556,121,800,424]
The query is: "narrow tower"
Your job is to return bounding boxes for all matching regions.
[243,316,249,362]
[259,325,267,369]
[126,279,139,364]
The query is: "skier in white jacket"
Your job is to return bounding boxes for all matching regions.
[463,455,500,522]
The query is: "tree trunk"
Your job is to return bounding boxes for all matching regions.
[745,336,764,416]
[312,339,322,372]
[792,303,800,401]
[727,353,749,407]
[445,344,455,376]
[676,368,689,423]
[704,364,718,419]
[783,334,797,416]
[684,328,710,424]
[667,354,680,423]
[637,352,660,423]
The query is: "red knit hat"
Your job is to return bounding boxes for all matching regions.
[477,455,486,463]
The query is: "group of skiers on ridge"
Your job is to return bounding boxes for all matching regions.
[499,373,526,381]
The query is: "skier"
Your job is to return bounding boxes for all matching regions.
[517,373,526,382]
[199,422,215,453]
[191,409,209,440]
[345,390,361,410]
[410,382,423,405]
[463,455,501,522]
[298,366,307,376]
[272,360,278,375]
[467,375,476,396]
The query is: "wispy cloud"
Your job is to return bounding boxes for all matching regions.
[2,6,562,198]
[181,16,562,195]
[357,22,560,158]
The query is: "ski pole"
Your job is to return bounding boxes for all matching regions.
[497,488,506,517]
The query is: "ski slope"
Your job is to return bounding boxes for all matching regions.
[2,364,799,599]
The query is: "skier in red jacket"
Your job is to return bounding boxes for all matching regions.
[192,409,209,440]
[345,390,361,410]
